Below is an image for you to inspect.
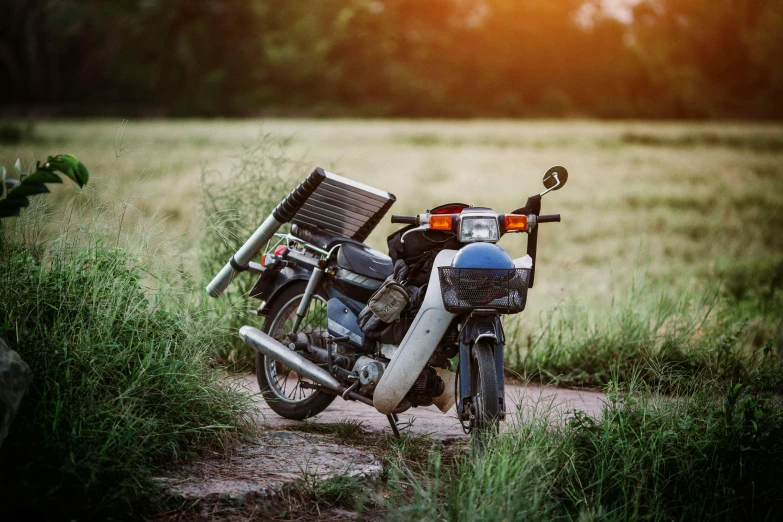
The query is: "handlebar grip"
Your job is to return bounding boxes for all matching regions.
[538,214,561,223]
[391,215,418,225]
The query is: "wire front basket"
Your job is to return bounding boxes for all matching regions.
[438,267,530,314]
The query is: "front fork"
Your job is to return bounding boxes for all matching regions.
[457,314,506,421]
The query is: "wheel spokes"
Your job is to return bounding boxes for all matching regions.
[265,294,327,404]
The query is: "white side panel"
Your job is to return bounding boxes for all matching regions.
[373,249,457,414]
[513,254,533,269]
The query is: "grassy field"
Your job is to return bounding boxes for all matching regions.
[3,119,781,374]
[5,119,782,292]
[2,119,782,520]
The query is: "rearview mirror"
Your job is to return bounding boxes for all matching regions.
[541,166,568,195]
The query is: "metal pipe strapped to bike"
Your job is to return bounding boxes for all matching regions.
[205,168,327,298]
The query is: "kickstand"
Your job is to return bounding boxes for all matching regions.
[386,412,414,437]
[386,414,400,437]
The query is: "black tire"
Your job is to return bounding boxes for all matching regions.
[470,340,501,433]
[256,282,336,420]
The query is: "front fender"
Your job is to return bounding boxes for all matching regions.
[457,316,506,418]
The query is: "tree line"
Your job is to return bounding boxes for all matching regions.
[1,0,781,118]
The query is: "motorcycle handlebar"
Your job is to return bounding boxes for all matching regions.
[538,214,561,223]
[391,212,558,226]
[391,215,419,225]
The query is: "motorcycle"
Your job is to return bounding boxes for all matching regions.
[206,166,567,436]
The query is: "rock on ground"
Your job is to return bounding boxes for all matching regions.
[0,336,31,448]
[156,431,382,507]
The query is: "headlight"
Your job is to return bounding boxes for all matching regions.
[459,217,499,242]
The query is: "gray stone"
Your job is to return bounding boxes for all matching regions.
[0,336,32,448]
[156,431,383,505]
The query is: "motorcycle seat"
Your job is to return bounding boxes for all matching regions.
[336,242,394,281]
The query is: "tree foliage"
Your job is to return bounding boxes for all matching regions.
[1,0,781,117]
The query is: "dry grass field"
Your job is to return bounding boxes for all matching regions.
[4,119,781,312]
[3,119,783,379]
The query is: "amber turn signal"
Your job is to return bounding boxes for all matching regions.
[504,214,528,231]
[430,214,453,231]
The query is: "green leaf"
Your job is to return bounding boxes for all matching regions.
[25,171,63,184]
[43,155,89,187]
[0,204,22,217]
[76,161,89,186]
[45,159,76,184]
[0,153,87,221]
[0,165,6,179]
[7,182,50,198]
[0,195,29,208]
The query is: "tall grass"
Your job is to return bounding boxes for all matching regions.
[508,265,783,390]
[0,199,253,519]
[384,377,783,521]
[199,134,303,367]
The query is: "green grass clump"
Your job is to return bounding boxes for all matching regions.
[509,267,783,390]
[295,472,367,511]
[386,381,783,521]
[0,213,252,519]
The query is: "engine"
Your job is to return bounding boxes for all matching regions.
[406,366,445,407]
[353,356,445,408]
[353,356,385,396]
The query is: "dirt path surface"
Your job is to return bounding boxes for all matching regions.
[155,378,604,517]
[238,375,605,439]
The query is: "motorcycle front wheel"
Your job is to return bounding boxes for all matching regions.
[256,282,336,420]
[470,340,501,437]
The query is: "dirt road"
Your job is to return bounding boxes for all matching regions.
[238,375,605,439]
[156,378,605,513]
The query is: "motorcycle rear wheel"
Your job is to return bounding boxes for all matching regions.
[256,283,336,420]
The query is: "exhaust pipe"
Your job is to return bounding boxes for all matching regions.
[239,326,342,394]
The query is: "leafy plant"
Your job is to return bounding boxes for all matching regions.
[0,154,89,219]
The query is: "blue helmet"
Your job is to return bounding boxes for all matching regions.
[452,242,514,269]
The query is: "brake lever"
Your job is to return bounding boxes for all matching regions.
[400,224,431,244]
